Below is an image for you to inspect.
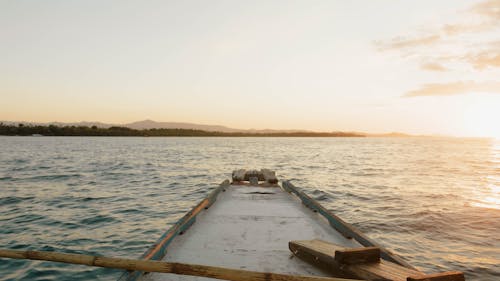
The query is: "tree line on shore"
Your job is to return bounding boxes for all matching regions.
[0,123,365,137]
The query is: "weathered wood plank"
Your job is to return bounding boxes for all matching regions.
[334,247,380,264]
[407,271,465,281]
[289,240,463,281]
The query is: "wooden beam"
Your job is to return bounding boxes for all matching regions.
[407,271,465,281]
[0,249,362,281]
[289,240,464,281]
[334,247,380,264]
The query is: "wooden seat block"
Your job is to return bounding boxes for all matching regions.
[249,176,259,185]
[334,247,380,264]
[232,169,278,184]
[232,169,246,182]
[244,169,265,181]
[261,169,278,184]
[407,271,465,281]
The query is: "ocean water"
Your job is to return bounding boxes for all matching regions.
[0,136,499,281]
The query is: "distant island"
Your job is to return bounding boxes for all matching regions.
[0,120,418,137]
[0,123,365,137]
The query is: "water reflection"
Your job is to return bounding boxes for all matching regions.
[472,140,500,210]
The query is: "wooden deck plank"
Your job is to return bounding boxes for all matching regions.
[334,247,380,264]
[289,240,465,281]
[407,271,465,281]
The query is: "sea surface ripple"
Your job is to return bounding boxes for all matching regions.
[0,137,499,280]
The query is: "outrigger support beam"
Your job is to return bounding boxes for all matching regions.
[0,248,362,281]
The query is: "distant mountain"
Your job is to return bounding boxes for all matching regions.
[124,120,311,133]
[124,120,242,132]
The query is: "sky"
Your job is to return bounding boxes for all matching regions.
[1,0,499,137]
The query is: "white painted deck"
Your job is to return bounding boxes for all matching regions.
[140,184,361,281]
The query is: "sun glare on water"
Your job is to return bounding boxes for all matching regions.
[472,140,500,210]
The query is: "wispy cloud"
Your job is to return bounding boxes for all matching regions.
[377,0,500,72]
[420,62,448,72]
[464,42,500,69]
[376,35,440,51]
[405,81,500,97]
[441,22,494,35]
[471,0,500,19]
[378,0,500,99]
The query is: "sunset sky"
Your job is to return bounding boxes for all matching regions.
[1,0,499,137]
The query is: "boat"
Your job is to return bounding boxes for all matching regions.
[117,169,465,281]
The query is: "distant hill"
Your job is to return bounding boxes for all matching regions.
[1,119,308,134]
[0,119,416,137]
[0,123,365,137]
[124,120,241,132]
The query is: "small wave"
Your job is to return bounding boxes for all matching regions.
[0,196,34,205]
[351,172,379,176]
[422,193,462,200]
[109,162,134,171]
[13,213,47,224]
[341,191,370,201]
[76,196,111,202]
[113,208,141,215]
[34,165,51,170]
[310,189,331,201]
[26,174,82,181]
[79,214,118,225]
[5,158,30,164]
[61,222,80,229]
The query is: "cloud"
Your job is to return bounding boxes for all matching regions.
[376,0,500,81]
[441,22,494,35]
[464,48,500,69]
[470,0,500,19]
[378,21,494,51]
[404,81,500,97]
[420,62,448,72]
[445,0,500,34]
[376,35,440,50]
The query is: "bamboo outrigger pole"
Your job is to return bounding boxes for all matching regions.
[0,249,360,281]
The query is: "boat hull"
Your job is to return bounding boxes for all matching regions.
[123,183,362,281]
